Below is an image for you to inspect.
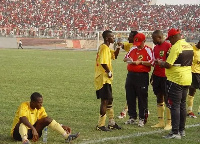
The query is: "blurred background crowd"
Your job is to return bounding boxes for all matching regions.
[0,0,199,41]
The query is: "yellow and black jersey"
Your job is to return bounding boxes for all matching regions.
[166,39,193,86]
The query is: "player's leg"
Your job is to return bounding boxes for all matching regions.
[97,99,109,130]
[12,119,46,143]
[187,87,197,118]
[161,76,172,130]
[107,98,121,130]
[151,75,165,128]
[35,117,79,142]
[151,93,165,128]
[164,107,172,130]
[13,122,31,143]
[187,73,199,118]
[96,83,112,131]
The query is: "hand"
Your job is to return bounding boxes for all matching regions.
[117,42,123,47]
[154,59,158,65]
[156,59,164,66]
[135,60,141,65]
[32,127,39,142]
[62,126,71,134]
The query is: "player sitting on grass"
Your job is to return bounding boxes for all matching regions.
[11,92,79,144]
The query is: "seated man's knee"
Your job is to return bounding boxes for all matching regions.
[39,117,52,125]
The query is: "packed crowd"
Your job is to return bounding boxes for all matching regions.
[0,0,199,39]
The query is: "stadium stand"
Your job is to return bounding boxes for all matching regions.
[0,0,199,40]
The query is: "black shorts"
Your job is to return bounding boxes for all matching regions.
[13,123,42,141]
[191,73,200,89]
[96,83,112,100]
[152,74,167,96]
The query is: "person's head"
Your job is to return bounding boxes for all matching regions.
[102,30,114,44]
[196,40,200,49]
[128,31,138,43]
[133,33,146,48]
[166,28,181,45]
[152,30,164,45]
[30,92,43,110]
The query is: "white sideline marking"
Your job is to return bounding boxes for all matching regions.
[80,123,200,144]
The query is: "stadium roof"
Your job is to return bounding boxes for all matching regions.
[151,0,200,5]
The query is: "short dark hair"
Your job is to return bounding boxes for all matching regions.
[131,31,138,38]
[152,30,163,37]
[30,92,42,102]
[102,30,112,39]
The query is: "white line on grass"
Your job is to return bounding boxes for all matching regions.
[80,123,200,144]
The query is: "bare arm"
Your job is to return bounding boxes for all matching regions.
[101,64,112,78]
[114,48,120,59]
[141,61,152,66]
[155,59,172,69]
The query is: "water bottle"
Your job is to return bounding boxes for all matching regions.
[43,126,48,143]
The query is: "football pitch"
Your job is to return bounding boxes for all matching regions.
[0,48,200,144]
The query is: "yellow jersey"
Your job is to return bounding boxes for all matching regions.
[11,102,47,136]
[94,44,115,90]
[191,45,200,73]
[166,39,193,86]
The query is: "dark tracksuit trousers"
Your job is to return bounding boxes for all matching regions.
[125,71,149,120]
[166,80,189,134]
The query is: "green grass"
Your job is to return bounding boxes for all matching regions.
[0,49,200,144]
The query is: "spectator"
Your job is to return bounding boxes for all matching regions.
[0,0,199,39]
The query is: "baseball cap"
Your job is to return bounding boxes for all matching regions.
[133,33,146,46]
[166,28,181,40]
